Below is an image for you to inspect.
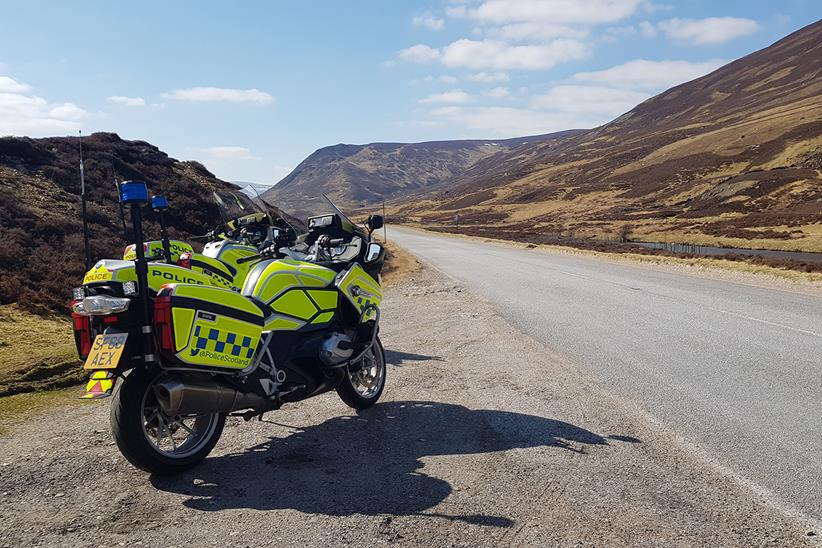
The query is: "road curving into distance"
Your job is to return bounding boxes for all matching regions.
[392,227,822,519]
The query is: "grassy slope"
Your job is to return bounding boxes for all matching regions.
[0,305,83,398]
[391,22,822,254]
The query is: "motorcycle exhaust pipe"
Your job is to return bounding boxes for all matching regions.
[154,376,269,416]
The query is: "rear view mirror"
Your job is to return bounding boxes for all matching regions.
[367,215,384,232]
[365,242,385,263]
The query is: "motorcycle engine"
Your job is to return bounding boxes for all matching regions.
[319,332,354,366]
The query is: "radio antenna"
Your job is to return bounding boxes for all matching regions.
[111,163,128,243]
[79,131,92,270]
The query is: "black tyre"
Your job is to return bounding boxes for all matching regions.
[336,337,386,410]
[110,368,225,475]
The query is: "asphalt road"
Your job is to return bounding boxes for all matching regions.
[392,228,822,519]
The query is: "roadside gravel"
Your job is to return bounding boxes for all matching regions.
[0,267,816,547]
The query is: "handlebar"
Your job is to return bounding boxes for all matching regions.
[237,254,262,264]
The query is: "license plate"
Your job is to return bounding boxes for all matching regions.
[83,333,129,370]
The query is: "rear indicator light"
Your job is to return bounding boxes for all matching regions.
[153,295,174,353]
[70,301,92,358]
[177,252,192,269]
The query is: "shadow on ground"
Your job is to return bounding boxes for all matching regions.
[384,349,443,366]
[152,401,638,526]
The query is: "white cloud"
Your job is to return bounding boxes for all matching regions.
[445,5,469,18]
[489,22,589,42]
[441,38,589,70]
[601,25,636,42]
[419,89,473,104]
[639,20,657,37]
[573,59,725,90]
[530,84,649,115]
[0,76,31,93]
[194,146,258,160]
[641,1,673,13]
[467,71,510,83]
[398,44,441,63]
[657,17,759,45]
[0,94,88,136]
[0,75,88,136]
[429,105,589,137]
[483,86,510,98]
[413,12,445,31]
[414,75,459,84]
[106,95,146,107]
[450,0,645,24]
[162,87,274,105]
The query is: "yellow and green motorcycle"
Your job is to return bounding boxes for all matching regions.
[119,190,294,292]
[71,181,386,474]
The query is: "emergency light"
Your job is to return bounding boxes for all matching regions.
[119,181,149,204]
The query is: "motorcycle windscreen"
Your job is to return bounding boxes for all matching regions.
[166,285,264,370]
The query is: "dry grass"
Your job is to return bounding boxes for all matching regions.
[637,226,822,253]
[0,305,76,376]
[0,386,81,436]
[0,305,84,398]
[378,238,422,286]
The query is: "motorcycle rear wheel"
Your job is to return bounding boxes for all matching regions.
[110,368,225,475]
[336,337,386,410]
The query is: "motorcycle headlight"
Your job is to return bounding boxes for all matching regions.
[71,295,131,316]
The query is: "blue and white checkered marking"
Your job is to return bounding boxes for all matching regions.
[193,325,254,359]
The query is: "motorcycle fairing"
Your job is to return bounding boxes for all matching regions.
[336,264,382,322]
[200,240,259,288]
[242,259,337,304]
[83,260,212,291]
[188,253,237,290]
[123,240,193,262]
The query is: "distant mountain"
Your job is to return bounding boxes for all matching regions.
[0,132,235,312]
[396,19,822,252]
[262,132,583,210]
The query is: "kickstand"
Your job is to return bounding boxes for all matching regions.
[258,413,265,421]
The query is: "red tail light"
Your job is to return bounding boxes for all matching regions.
[177,252,192,269]
[70,301,92,358]
[153,292,174,353]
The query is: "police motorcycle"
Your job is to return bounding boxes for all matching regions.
[120,190,295,292]
[71,181,386,474]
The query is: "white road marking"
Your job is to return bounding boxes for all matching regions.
[705,305,822,339]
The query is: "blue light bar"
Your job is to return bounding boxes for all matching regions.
[151,195,169,210]
[119,181,149,205]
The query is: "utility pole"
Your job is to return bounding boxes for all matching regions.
[382,199,387,242]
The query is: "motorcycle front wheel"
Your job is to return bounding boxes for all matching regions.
[336,337,386,410]
[110,368,225,475]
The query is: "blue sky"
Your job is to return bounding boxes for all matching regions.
[0,1,818,185]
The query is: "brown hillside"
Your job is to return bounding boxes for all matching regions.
[0,133,235,313]
[395,20,822,252]
[263,131,584,210]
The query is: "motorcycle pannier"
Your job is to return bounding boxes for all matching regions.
[155,284,264,370]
